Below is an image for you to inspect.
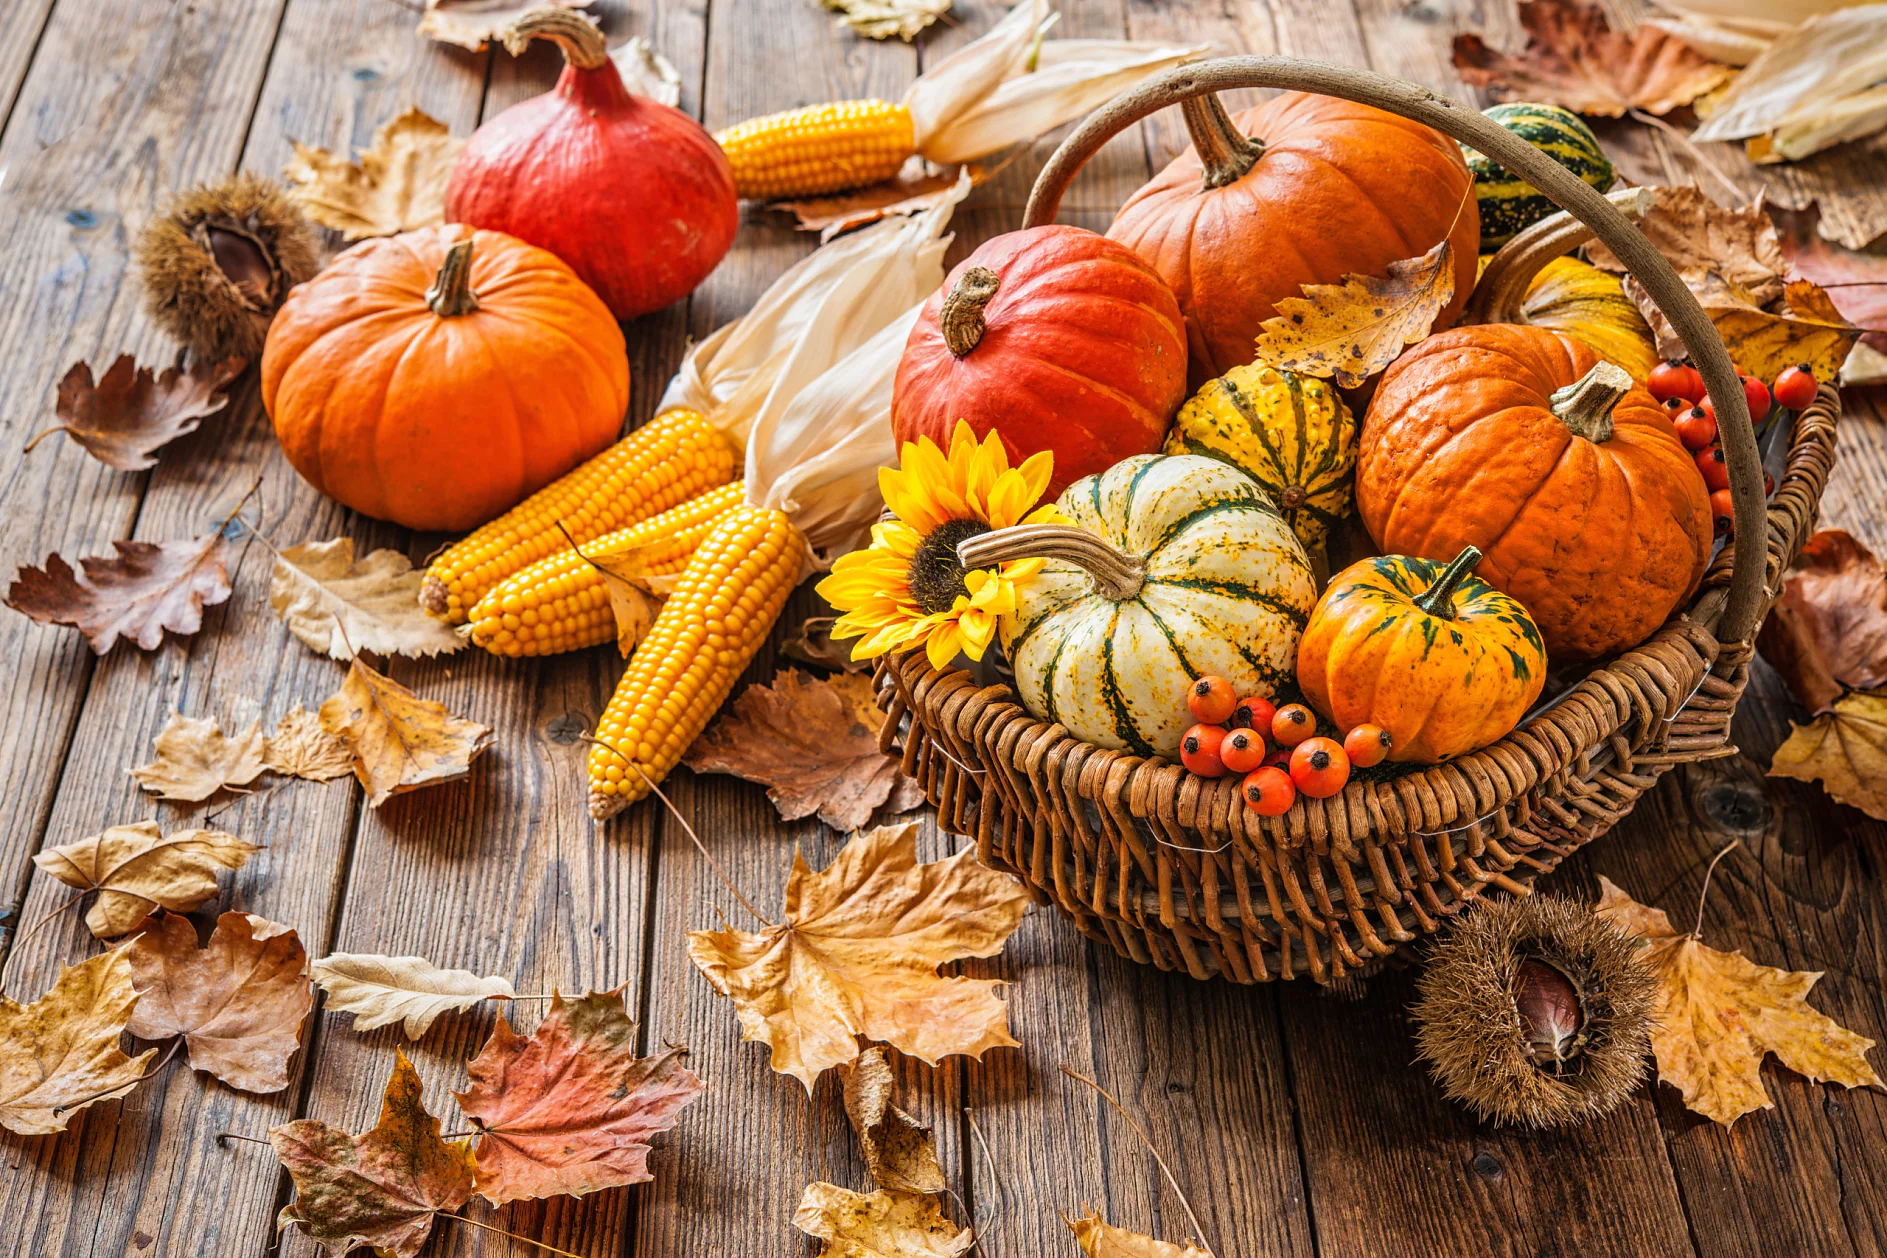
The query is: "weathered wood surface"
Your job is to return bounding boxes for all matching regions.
[0,1,1882,1256]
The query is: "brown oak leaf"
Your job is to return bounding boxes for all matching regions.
[22,355,244,471]
[1249,239,1455,388]
[126,911,311,1094]
[683,669,923,832]
[1595,875,1883,1125]
[271,1050,475,1258]
[129,709,267,801]
[843,1046,945,1195]
[1587,186,1787,305]
[455,988,703,1203]
[0,950,156,1135]
[1771,201,1887,332]
[269,538,465,661]
[264,706,355,782]
[417,0,591,52]
[33,821,259,938]
[1756,530,1887,714]
[284,108,462,241]
[318,658,493,807]
[1451,0,1733,118]
[794,1182,971,1258]
[6,532,233,654]
[1065,1209,1212,1258]
[687,821,1030,1091]
[1768,688,1887,822]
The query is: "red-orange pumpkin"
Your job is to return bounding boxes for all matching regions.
[1356,325,1714,661]
[261,224,629,532]
[1108,91,1480,388]
[892,225,1187,496]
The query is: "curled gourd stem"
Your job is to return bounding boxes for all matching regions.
[958,523,1146,601]
[1549,360,1631,444]
[501,6,610,70]
[426,239,481,317]
[1181,91,1262,190]
[1464,186,1657,327]
[940,267,1001,358]
[1411,545,1484,620]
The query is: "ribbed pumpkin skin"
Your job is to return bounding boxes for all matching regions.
[1463,103,1615,252]
[262,225,629,531]
[1165,362,1355,550]
[1357,326,1713,662]
[1296,554,1547,763]
[1001,454,1316,760]
[446,61,737,320]
[893,226,1187,498]
[1520,256,1658,382]
[1107,93,1480,387]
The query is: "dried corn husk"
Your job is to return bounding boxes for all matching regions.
[1692,5,1887,162]
[610,36,681,107]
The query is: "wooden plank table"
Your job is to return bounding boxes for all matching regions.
[0,1,1883,1255]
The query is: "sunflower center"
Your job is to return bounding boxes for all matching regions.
[908,517,990,615]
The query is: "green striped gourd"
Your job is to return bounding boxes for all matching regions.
[1461,103,1616,252]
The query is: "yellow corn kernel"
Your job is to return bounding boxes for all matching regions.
[467,480,748,658]
[714,100,915,201]
[587,506,807,818]
[421,408,737,624]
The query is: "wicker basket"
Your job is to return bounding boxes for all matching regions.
[874,58,1843,983]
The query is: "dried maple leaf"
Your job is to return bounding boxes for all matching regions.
[128,709,267,801]
[843,1047,945,1195]
[1451,0,1733,118]
[683,669,921,832]
[284,108,462,241]
[1587,186,1787,306]
[0,950,155,1135]
[264,705,355,782]
[310,952,516,1039]
[1250,239,1455,389]
[1595,875,1882,1125]
[686,821,1029,1091]
[1622,270,1859,384]
[1756,530,1887,714]
[417,0,591,52]
[1771,201,1887,332]
[1065,1209,1212,1258]
[34,821,259,939]
[269,537,465,661]
[455,988,703,1203]
[126,911,310,1094]
[318,658,493,807]
[1769,688,1887,822]
[820,0,951,42]
[6,532,232,654]
[22,354,244,471]
[794,1182,971,1258]
[271,1050,476,1258]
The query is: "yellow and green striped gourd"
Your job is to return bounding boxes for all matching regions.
[1461,103,1616,252]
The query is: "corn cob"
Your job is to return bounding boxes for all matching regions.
[714,100,915,201]
[421,408,737,623]
[468,480,748,658]
[588,506,807,818]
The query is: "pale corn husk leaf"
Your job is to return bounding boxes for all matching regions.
[902,0,1046,148]
[610,35,681,107]
[780,157,991,243]
[822,0,951,42]
[1747,84,1887,165]
[1692,6,1887,160]
[1643,15,1772,66]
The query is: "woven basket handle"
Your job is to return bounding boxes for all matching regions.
[1021,58,1765,655]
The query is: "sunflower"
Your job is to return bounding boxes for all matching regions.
[818,421,1064,670]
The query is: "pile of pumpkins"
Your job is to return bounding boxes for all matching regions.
[893,94,1720,770]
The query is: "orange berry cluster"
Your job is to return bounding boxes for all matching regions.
[1177,675,1391,817]
[1651,358,1815,540]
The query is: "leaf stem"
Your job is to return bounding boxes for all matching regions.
[1059,1065,1219,1258]
[1692,838,1741,940]
[52,1037,181,1115]
[963,1107,1007,1256]
[1627,108,1747,207]
[217,1131,274,1148]
[0,890,87,997]
[442,1210,584,1258]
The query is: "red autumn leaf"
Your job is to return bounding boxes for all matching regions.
[23,354,244,471]
[455,989,703,1204]
[1771,201,1887,333]
[271,1050,475,1258]
[7,533,233,653]
[1756,530,1887,714]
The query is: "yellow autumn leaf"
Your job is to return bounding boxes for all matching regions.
[128,709,267,802]
[793,1182,971,1258]
[1768,688,1887,821]
[0,950,156,1134]
[264,706,355,783]
[1065,1208,1213,1258]
[33,821,259,938]
[1595,875,1882,1126]
[284,108,461,241]
[1622,271,1859,385]
[842,1046,945,1195]
[1250,238,1455,388]
[686,821,1030,1091]
[319,658,492,808]
[268,537,465,661]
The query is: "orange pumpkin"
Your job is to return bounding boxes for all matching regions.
[1356,325,1713,662]
[1108,91,1480,388]
[261,224,629,531]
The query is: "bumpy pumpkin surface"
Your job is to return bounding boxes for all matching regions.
[1462,103,1616,252]
[1108,91,1480,387]
[1357,325,1712,662]
[992,454,1316,760]
[1296,546,1547,764]
[262,224,629,531]
[1519,256,1658,382]
[1165,362,1355,550]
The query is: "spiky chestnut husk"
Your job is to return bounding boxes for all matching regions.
[135,173,321,363]
[1413,893,1656,1128]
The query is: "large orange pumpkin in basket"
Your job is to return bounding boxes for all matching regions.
[1356,324,1714,662]
[262,224,629,532]
[1108,91,1480,387]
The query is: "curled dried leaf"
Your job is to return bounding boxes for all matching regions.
[1622,270,1859,383]
[310,953,515,1039]
[610,36,682,107]
[129,709,267,802]
[1768,688,1887,822]
[1065,1208,1213,1258]
[0,950,155,1135]
[1250,239,1455,388]
[418,0,591,52]
[23,355,243,471]
[843,1047,945,1194]
[264,706,355,782]
[1586,186,1787,305]
[318,658,493,807]
[1756,530,1887,714]
[33,821,259,939]
[793,1182,971,1258]
[821,0,951,42]
[284,108,462,241]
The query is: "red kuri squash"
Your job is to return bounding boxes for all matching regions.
[444,8,737,321]
[1356,325,1713,662]
[892,225,1187,496]
[1108,91,1480,387]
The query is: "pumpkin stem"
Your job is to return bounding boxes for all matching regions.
[426,239,481,317]
[500,6,610,70]
[1548,360,1631,444]
[1181,92,1262,190]
[957,523,1146,602]
[1411,545,1483,620]
[939,267,1001,358]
